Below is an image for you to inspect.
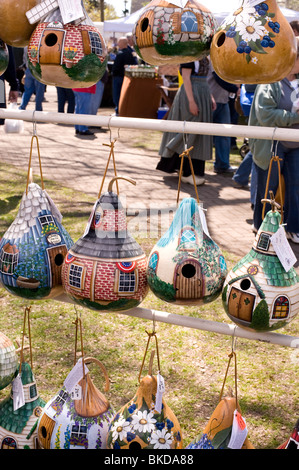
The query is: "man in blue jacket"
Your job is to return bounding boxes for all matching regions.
[112,37,137,115]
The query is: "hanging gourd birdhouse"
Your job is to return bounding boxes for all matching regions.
[0,183,74,300]
[210,0,297,84]
[62,177,148,313]
[222,204,299,332]
[107,337,183,450]
[187,396,254,449]
[0,332,18,391]
[0,0,41,47]
[0,40,9,75]
[147,197,227,305]
[133,0,217,65]
[26,0,108,88]
[278,418,299,449]
[37,357,114,449]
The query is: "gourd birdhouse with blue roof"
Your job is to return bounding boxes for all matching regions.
[210,0,297,84]
[222,207,299,332]
[133,0,217,66]
[26,0,107,88]
[147,197,227,306]
[0,182,74,300]
[62,177,148,312]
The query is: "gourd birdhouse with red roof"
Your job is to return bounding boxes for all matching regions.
[62,177,148,312]
[133,0,217,65]
[26,0,107,88]
[222,206,299,332]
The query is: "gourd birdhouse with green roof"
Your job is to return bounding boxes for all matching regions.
[222,207,299,332]
[61,177,148,312]
[0,361,45,449]
[147,197,227,306]
[133,0,217,66]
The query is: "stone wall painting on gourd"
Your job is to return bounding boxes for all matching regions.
[0,0,41,48]
[0,182,74,300]
[222,208,299,332]
[62,177,148,312]
[0,331,18,391]
[133,0,217,65]
[26,0,107,88]
[210,0,297,84]
[37,358,114,449]
[147,197,227,305]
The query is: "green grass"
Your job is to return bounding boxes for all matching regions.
[0,161,298,449]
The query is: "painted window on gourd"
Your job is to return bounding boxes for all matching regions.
[219,255,227,274]
[272,295,289,319]
[69,264,84,289]
[148,252,159,272]
[178,228,197,250]
[30,384,38,399]
[256,232,271,251]
[71,424,87,441]
[39,214,55,228]
[1,437,17,449]
[88,31,103,56]
[181,11,199,32]
[118,271,136,293]
[0,249,19,274]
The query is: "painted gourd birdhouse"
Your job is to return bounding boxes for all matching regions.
[37,358,114,449]
[0,182,74,300]
[147,197,227,305]
[133,0,217,65]
[107,355,183,450]
[26,0,108,88]
[222,208,299,332]
[210,0,297,84]
[62,178,148,312]
[0,0,41,48]
[187,396,254,449]
[278,418,299,449]
[0,332,18,391]
[0,40,9,75]
[0,362,45,449]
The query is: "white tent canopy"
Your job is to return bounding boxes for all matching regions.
[103,1,299,34]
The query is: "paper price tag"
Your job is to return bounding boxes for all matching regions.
[58,0,85,24]
[64,359,89,394]
[70,384,82,400]
[227,410,248,449]
[271,226,296,272]
[12,375,25,411]
[155,373,165,413]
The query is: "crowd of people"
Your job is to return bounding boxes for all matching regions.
[1,22,299,243]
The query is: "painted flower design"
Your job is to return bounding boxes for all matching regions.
[110,416,131,442]
[131,409,157,433]
[223,0,256,28]
[235,16,266,42]
[150,428,173,449]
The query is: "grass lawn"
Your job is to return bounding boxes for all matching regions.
[0,159,298,450]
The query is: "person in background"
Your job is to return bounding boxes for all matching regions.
[0,44,19,125]
[249,37,299,243]
[207,66,239,174]
[290,20,299,36]
[73,84,96,137]
[90,69,108,116]
[111,37,137,115]
[56,87,75,114]
[19,47,46,112]
[157,58,215,186]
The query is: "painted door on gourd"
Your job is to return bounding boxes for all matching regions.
[175,260,202,300]
[135,10,154,48]
[228,287,255,322]
[39,29,66,64]
[38,414,55,449]
[48,245,68,287]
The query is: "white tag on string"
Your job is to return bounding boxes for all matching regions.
[227,410,248,449]
[70,383,82,400]
[64,359,89,394]
[12,375,25,411]
[58,0,85,24]
[155,373,165,413]
[198,205,211,239]
[271,226,296,272]
[43,190,63,224]
[83,200,99,237]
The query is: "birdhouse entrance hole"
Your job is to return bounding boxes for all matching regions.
[141,18,149,32]
[216,31,226,48]
[54,253,64,267]
[240,278,251,291]
[45,33,58,47]
[181,263,196,279]
[41,426,47,439]
[129,441,142,450]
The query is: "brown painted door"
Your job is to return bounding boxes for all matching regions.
[228,287,255,322]
[135,10,154,48]
[48,245,68,287]
[39,29,65,65]
[175,260,202,300]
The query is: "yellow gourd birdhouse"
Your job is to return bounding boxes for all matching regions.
[133,0,217,65]
[210,0,297,84]
[0,0,41,47]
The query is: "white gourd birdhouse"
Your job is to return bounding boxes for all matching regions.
[0,332,18,391]
[147,197,227,305]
